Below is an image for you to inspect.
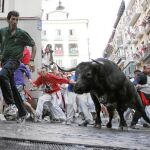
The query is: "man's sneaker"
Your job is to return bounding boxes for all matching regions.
[66,120,71,125]
[4,104,18,116]
[88,120,95,125]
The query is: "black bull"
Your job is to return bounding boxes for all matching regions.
[56,58,150,129]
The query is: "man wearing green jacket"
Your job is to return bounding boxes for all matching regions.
[0,10,36,123]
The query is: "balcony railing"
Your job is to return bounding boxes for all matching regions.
[54,36,63,41]
[145,23,150,33]
[143,43,150,60]
[132,43,150,61]
[129,5,141,26]
[131,36,138,44]
[140,0,148,11]
[134,26,145,38]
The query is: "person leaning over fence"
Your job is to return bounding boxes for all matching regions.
[0,10,36,123]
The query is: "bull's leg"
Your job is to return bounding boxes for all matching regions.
[116,106,127,130]
[106,103,115,128]
[90,93,101,128]
[130,110,142,128]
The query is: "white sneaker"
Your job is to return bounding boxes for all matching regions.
[33,114,42,123]
[66,120,71,125]
[0,114,6,121]
[4,104,18,116]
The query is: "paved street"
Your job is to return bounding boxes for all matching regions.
[0,119,149,150]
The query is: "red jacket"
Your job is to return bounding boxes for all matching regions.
[33,73,69,94]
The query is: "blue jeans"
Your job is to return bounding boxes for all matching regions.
[0,59,26,117]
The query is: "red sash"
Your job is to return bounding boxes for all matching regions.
[139,92,150,106]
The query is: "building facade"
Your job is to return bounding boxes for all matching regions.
[42,0,90,68]
[104,0,150,78]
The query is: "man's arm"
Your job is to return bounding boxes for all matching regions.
[30,45,36,61]
[29,45,37,72]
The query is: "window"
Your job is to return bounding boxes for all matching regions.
[0,0,4,12]
[46,13,48,20]
[56,29,61,37]
[71,59,77,67]
[69,29,74,36]
[54,44,64,56]
[69,43,78,56]
[42,30,46,36]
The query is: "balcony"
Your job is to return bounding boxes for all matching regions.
[134,26,145,39]
[141,0,148,11]
[128,6,141,26]
[131,36,138,44]
[145,23,150,33]
[143,43,150,60]
[68,35,77,41]
[132,51,142,62]
[124,34,131,46]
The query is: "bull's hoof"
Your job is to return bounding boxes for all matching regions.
[94,124,101,128]
[129,125,140,129]
[119,126,128,131]
[119,125,128,131]
[119,122,127,131]
[106,122,112,128]
[78,120,88,127]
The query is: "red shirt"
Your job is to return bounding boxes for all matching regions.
[21,48,31,65]
[33,73,69,94]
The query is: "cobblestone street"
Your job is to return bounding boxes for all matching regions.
[0,119,149,150]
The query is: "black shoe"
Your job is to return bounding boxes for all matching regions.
[143,124,150,128]
[78,120,89,127]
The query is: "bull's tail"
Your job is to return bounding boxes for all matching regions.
[135,92,150,124]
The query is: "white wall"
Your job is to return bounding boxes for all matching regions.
[14,0,42,17]
[1,0,41,17]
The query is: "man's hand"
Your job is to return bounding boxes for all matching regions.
[29,79,33,84]
[69,80,76,85]
[135,84,141,88]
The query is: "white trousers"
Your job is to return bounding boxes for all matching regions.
[66,92,93,122]
[36,93,66,121]
[87,93,96,113]
[0,88,4,113]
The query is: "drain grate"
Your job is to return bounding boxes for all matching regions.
[0,137,129,150]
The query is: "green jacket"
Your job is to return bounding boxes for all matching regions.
[0,27,35,61]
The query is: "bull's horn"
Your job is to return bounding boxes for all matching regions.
[91,59,104,65]
[53,62,76,72]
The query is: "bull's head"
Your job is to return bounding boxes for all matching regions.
[73,59,105,94]
[54,59,104,94]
